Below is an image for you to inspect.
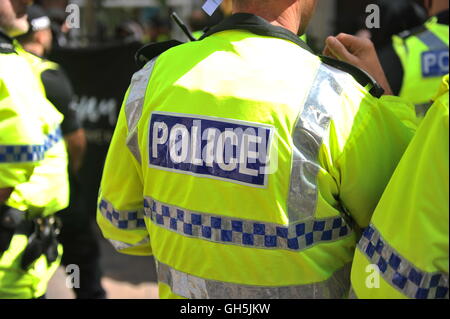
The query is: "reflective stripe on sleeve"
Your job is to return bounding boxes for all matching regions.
[144,197,352,251]
[288,63,345,222]
[358,224,449,299]
[125,58,158,164]
[0,127,63,163]
[156,259,351,299]
[99,198,146,230]
[108,237,150,251]
[417,29,448,50]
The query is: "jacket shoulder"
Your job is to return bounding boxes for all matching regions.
[135,40,184,69]
[319,55,385,98]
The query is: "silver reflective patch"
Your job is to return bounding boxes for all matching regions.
[125,58,158,163]
[157,260,351,299]
[417,30,448,50]
[108,237,150,251]
[288,64,344,222]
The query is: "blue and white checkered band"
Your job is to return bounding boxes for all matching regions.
[0,127,63,163]
[359,224,449,299]
[98,199,146,230]
[144,197,352,252]
[148,112,275,188]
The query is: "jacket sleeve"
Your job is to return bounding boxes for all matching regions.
[333,92,417,229]
[97,89,152,256]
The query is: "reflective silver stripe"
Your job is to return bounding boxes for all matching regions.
[108,237,150,251]
[156,259,351,299]
[99,198,146,230]
[144,197,352,251]
[415,102,433,118]
[417,29,448,50]
[359,224,449,299]
[288,64,344,222]
[125,58,158,164]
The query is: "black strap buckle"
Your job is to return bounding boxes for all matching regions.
[21,217,62,270]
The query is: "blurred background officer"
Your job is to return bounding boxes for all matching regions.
[97,0,417,299]
[16,5,106,299]
[0,0,69,299]
[378,0,449,116]
[324,33,449,299]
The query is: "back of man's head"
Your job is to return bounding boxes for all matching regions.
[17,4,53,55]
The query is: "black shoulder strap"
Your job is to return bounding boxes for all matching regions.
[135,40,184,69]
[398,25,428,40]
[0,31,16,54]
[319,55,385,98]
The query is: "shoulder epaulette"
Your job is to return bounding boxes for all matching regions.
[398,25,428,40]
[319,55,385,98]
[0,42,16,54]
[135,40,184,69]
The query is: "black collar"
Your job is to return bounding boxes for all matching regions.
[436,9,449,25]
[0,30,16,54]
[200,13,314,54]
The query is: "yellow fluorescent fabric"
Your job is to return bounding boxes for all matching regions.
[1,46,69,216]
[0,40,69,298]
[98,26,416,299]
[351,75,449,299]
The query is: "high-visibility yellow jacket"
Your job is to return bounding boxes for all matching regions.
[0,32,68,299]
[97,14,417,299]
[15,46,59,95]
[393,12,449,112]
[350,75,449,299]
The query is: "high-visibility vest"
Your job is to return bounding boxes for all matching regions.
[15,46,59,95]
[393,15,449,114]
[350,75,449,299]
[97,13,417,299]
[0,33,69,299]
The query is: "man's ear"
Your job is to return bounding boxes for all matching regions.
[34,30,44,46]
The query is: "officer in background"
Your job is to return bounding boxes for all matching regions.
[17,5,86,174]
[16,5,106,299]
[378,0,449,117]
[0,0,69,299]
[97,0,416,299]
[324,33,448,299]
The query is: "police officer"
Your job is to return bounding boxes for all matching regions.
[0,0,69,299]
[16,5,107,299]
[324,32,449,299]
[97,0,416,299]
[350,76,449,299]
[378,0,449,117]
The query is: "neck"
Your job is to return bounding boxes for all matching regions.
[233,2,301,34]
[22,42,44,57]
[430,4,449,17]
